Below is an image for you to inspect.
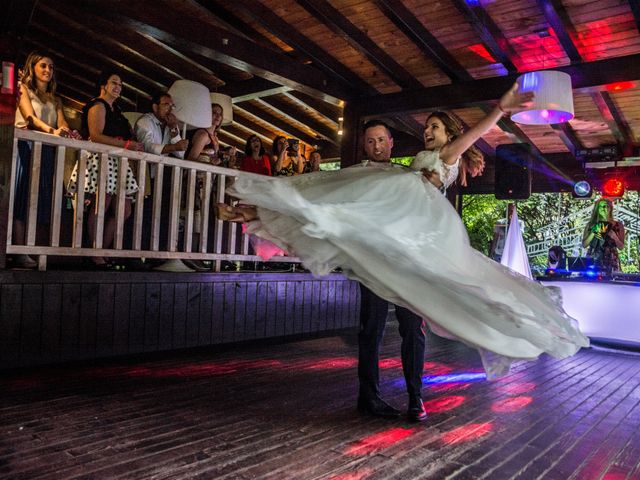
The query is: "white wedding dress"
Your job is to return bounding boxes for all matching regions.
[228,152,589,378]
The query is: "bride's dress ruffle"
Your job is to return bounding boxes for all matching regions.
[228,166,589,378]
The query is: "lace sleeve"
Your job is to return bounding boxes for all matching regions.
[441,157,460,189]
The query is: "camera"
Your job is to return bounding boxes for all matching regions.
[287,138,299,151]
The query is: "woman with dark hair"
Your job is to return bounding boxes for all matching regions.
[67,70,142,268]
[12,51,78,267]
[239,134,271,176]
[582,198,625,272]
[271,136,303,176]
[187,102,224,164]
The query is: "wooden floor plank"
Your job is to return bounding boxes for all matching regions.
[2,328,640,480]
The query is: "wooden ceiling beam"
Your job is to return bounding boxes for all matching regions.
[449,0,518,74]
[630,0,640,34]
[38,4,188,86]
[233,104,318,145]
[232,111,280,143]
[228,0,374,93]
[373,0,473,82]
[229,121,273,146]
[282,92,339,128]
[29,23,168,95]
[285,91,343,121]
[536,0,582,64]
[257,97,339,145]
[233,87,293,104]
[551,123,583,155]
[591,91,635,150]
[91,4,351,104]
[295,0,424,90]
[359,53,640,115]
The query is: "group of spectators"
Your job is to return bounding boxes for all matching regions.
[11,51,322,269]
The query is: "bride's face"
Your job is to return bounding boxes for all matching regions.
[424,117,451,150]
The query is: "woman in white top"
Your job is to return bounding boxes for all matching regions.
[13,51,77,268]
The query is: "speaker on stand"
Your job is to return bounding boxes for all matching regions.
[495,144,533,200]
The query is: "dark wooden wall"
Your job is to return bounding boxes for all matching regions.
[0,271,360,369]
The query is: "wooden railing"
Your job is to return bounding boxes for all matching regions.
[5,129,298,271]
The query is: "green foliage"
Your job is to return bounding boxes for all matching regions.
[461,191,640,273]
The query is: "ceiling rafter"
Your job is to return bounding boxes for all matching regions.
[282,92,339,128]
[449,0,518,74]
[38,3,189,87]
[230,121,272,145]
[551,123,583,155]
[30,23,168,94]
[359,53,640,115]
[91,3,351,103]
[234,103,318,145]
[536,0,582,64]
[256,98,338,145]
[226,0,374,93]
[233,87,293,104]
[285,91,343,121]
[630,0,640,34]
[295,0,424,90]
[372,0,473,82]
[232,110,283,143]
[591,92,636,150]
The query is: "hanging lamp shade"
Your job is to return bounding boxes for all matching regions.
[511,71,574,125]
[168,80,212,129]
[122,111,143,127]
[210,92,233,126]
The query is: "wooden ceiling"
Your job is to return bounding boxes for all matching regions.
[4,0,640,191]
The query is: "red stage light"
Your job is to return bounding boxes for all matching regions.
[606,81,635,92]
[491,396,533,413]
[423,395,466,413]
[344,427,417,455]
[602,178,625,198]
[441,423,493,445]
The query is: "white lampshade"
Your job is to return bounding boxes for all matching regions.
[210,92,233,126]
[511,70,574,125]
[122,111,143,127]
[168,80,212,129]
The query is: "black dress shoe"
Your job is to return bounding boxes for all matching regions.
[407,396,427,422]
[357,396,401,418]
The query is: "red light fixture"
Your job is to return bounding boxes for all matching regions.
[602,177,625,198]
[606,81,635,92]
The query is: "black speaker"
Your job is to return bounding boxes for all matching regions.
[495,144,533,200]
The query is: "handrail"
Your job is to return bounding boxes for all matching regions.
[5,129,299,271]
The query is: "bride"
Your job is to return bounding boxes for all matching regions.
[217,84,589,378]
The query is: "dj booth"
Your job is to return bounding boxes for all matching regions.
[539,272,640,348]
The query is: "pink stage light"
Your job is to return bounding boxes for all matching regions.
[441,423,494,445]
[491,396,533,413]
[423,395,466,413]
[345,427,417,455]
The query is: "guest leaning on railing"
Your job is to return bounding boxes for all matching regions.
[67,70,143,269]
[12,51,80,269]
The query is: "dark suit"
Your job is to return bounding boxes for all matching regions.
[358,284,425,399]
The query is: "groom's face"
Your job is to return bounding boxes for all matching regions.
[364,125,393,162]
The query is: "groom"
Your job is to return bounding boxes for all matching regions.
[356,120,427,423]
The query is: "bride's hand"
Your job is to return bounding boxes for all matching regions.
[498,83,534,113]
[421,168,443,188]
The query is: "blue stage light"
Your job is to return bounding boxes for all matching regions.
[572,180,592,198]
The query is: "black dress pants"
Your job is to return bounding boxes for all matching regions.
[358,284,426,399]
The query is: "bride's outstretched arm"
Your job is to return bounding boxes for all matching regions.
[439,83,534,165]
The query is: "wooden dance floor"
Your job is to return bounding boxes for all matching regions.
[2,321,640,480]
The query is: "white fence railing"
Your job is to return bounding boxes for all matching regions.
[5,129,298,271]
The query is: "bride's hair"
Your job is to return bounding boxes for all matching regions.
[426,111,485,187]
